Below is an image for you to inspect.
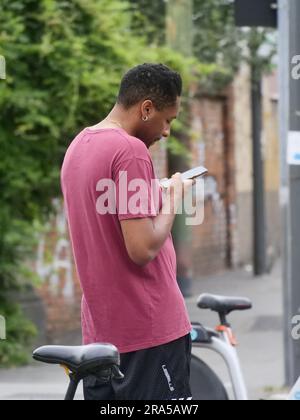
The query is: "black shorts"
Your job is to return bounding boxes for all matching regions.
[83,334,192,400]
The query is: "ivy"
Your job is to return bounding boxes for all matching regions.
[0,0,211,365]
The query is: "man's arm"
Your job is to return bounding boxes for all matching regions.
[120,173,193,266]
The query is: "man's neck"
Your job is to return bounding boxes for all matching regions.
[106,105,136,137]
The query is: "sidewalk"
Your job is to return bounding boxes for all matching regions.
[186,259,285,400]
[0,261,284,400]
[0,362,84,400]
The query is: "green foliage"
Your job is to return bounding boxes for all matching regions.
[0,0,206,366]
[0,299,37,367]
[193,0,242,73]
[247,28,277,83]
[131,0,276,91]
[128,0,166,45]
[130,0,237,86]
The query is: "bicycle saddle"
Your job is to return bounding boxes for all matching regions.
[197,294,252,315]
[32,343,122,378]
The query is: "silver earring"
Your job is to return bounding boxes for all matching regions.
[142,116,149,122]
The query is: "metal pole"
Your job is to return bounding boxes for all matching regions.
[247,26,267,276]
[251,67,267,275]
[279,0,300,385]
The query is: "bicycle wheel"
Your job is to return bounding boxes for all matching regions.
[190,354,229,400]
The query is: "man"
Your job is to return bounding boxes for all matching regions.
[61,63,193,400]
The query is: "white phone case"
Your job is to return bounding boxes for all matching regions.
[160,166,208,188]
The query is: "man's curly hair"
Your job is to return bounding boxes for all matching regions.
[117,63,182,111]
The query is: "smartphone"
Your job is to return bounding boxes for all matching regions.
[160,166,208,188]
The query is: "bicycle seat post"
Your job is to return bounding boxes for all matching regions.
[218,312,230,327]
[64,371,81,401]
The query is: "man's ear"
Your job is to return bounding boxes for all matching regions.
[141,99,154,119]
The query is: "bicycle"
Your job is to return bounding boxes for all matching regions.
[32,293,300,400]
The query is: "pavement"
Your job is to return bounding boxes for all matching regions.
[186,260,285,400]
[0,260,286,400]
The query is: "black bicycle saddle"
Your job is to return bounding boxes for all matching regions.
[197,293,252,315]
[32,343,122,377]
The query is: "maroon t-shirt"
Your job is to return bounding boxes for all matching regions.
[61,127,191,353]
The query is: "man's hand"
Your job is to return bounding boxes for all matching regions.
[120,172,193,267]
[165,172,193,211]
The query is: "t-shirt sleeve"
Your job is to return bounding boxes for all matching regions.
[113,157,161,221]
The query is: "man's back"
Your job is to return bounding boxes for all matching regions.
[61,127,191,353]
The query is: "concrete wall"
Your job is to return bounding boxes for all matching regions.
[231,66,280,269]
[232,64,254,267]
[262,71,281,269]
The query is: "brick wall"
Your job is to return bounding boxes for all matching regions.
[189,95,237,276]
[150,138,168,179]
[34,200,82,343]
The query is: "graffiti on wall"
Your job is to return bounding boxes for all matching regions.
[36,200,75,301]
[204,176,227,261]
